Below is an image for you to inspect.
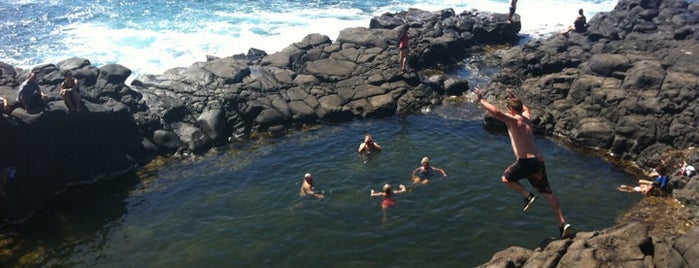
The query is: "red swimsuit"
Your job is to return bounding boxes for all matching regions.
[382,196,396,208]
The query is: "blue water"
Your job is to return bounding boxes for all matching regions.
[1,0,618,77]
[1,0,644,266]
[21,103,641,267]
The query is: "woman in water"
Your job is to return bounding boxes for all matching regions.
[370,183,407,208]
[412,156,447,184]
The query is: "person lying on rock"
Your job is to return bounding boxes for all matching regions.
[618,165,671,196]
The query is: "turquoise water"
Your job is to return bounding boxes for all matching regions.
[28,103,639,267]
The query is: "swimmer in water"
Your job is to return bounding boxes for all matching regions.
[412,156,447,184]
[300,173,325,199]
[358,134,382,154]
[370,183,407,208]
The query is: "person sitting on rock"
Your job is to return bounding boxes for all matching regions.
[16,72,47,113]
[677,161,696,177]
[59,70,82,112]
[0,96,9,114]
[561,8,588,35]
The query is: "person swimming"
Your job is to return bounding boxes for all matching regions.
[412,156,447,184]
[300,173,325,199]
[370,183,407,208]
[358,134,383,154]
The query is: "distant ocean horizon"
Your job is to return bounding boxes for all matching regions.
[1,0,618,78]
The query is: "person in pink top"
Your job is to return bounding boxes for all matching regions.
[370,183,406,208]
[398,26,410,72]
[474,87,572,238]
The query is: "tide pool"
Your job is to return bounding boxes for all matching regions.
[17,104,640,267]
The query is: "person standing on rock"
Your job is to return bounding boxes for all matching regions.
[474,87,572,238]
[507,0,518,23]
[398,25,410,72]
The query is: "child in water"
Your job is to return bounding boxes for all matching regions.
[370,183,407,208]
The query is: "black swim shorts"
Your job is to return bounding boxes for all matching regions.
[503,156,552,194]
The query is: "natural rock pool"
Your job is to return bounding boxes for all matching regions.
[7,103,642,267]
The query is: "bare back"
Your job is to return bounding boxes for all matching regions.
[300,180,313,196]
[503,113,539,159]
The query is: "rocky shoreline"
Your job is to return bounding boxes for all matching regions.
[0,7,517,223]
[0,0,697,266]
[476,0,699,266]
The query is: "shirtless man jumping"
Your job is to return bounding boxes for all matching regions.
[474,87,572,238]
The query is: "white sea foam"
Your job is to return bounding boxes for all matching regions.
[2,0,619,79]
[389,0,617,38]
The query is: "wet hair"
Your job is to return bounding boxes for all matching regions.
[62,69,73,77]
[578,8,584,15]
[508,98,524,113]
[383,184,392,196]
[421,157,429,165]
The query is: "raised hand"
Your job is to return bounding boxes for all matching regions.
[474,87,484,100]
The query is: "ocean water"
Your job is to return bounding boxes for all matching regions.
[1,0,618,78]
